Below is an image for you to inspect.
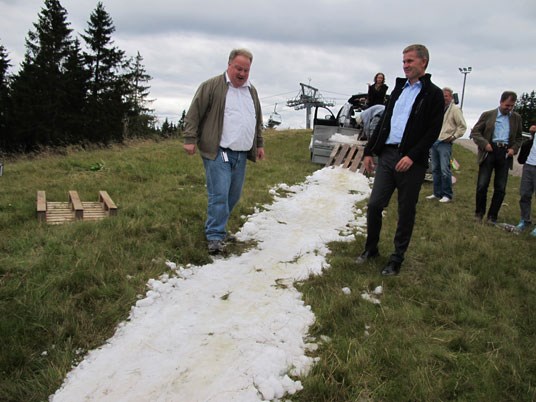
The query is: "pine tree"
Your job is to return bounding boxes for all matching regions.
[10,0,75,149]
[82,1,126,143]
[62,39,90,144]
[177,110,186,133]
[515,91,536,131]
[123,51,155,137]
[0,43,11,152]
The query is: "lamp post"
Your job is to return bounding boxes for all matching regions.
[458,66,472,111]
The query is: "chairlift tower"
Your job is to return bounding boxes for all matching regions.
[287,83,335,129]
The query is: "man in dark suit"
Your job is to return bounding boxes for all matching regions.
[470,91,523,224]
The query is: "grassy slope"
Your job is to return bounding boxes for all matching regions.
[0,131,535,401]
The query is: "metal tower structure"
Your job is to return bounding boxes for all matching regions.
[287,83,335,129]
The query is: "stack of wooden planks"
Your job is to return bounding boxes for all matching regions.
[325,144,367,173]
[37,190,117,224]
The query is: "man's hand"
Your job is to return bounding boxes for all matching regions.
[484,143,493,152]
[183,143,196,155]
[363,156,375,174]
[257,147,265,160]
[395,156,414,172]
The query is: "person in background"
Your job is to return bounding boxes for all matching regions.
[515,124,536,236]
[470,91,523,224]
[183,48,265,254]
[357,44,444,276]
[367,72,388,107]
[356,104,385,140]
[426,87,467,203]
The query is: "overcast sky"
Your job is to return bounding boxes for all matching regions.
[1,0,535,130]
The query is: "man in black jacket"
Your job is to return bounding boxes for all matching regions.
[357,44,444,276]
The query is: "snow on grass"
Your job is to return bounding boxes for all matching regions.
[50,166,371,402]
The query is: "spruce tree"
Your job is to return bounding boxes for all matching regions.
[82,1,126,143]
[0,43,11,152]
[63,39,90,144]
[10,0,75,149]
[123,51,155,137]
[515,91,536,130]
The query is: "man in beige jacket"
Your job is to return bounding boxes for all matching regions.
[426,87,467,202]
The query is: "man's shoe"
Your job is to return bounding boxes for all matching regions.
[356,250,379,264]
[439,196,452,203]
[530,227,536,237]
[486,217,497,225]
[224,233,237,243]
[381,260,401,276]
[474,213,483,222]
[208,239,225,254]
[516,220,531,231]
[425,194,438,200]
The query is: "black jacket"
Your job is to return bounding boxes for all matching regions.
[518,134,534,164]
[364,73,444,167]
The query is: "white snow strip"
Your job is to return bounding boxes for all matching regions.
[50,166,371,402]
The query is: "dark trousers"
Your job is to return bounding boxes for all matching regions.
[475,145,510,221]
[365,147,426,263]
[519,163,536,223]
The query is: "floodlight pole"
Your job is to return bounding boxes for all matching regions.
[458,67,472,111]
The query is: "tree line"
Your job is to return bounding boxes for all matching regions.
[516,91,536,131]
[1,1,535,155]
[0,0,181,154]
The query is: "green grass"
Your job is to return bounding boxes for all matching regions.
[1,131,535,402]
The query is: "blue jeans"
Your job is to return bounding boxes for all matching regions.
[430,141,453,199]
[475,145,510,221]
[202,148,248,241]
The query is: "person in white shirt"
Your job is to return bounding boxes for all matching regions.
[183,49,265,254]
[516,124,536,236]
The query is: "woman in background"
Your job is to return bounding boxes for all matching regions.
[367,72,388,106]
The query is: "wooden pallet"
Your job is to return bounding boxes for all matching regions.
[325,144,367,173]
[37,190,117,224]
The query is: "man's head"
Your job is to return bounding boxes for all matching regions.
[499,91,517,115]
[402,44,429,84]
[443,87,454,107]
[227,48,253,88]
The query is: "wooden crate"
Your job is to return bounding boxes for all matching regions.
[37,191,117,224]
[325,144,367,173]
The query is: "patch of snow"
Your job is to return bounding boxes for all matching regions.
[50,166,371,402]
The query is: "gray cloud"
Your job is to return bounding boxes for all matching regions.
[1,0,535,129]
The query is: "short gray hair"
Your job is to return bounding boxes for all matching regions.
[228,48,253,63]
[403,44,429,68]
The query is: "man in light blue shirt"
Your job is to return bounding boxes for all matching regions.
[358,44,444,276]
[470,91,523,223]
[386,81,422,144]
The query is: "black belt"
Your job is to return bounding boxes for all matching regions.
[493,142,508,148]
[384,144,400,148]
